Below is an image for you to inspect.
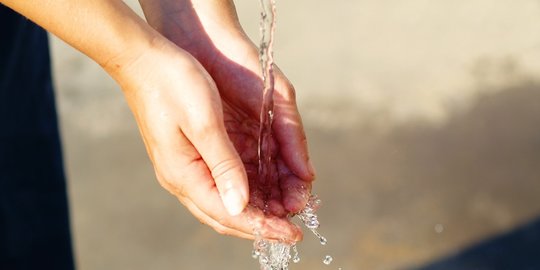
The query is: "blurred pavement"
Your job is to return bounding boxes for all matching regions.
[49,0,540,269]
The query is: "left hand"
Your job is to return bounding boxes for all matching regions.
[139,0,316,217]
[115,37,304,242]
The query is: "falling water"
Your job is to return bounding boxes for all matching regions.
[256,0,277,195]
[253,195,333,269]
[253,0,338,269]
[253,0,288,268]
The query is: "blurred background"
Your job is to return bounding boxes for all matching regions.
[50,0,540,269]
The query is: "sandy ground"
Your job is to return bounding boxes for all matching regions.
[49,1,540,269]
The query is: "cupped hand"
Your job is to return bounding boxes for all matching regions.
[209,45,316,217]
[112,38,302,242]
[157,4,317,217]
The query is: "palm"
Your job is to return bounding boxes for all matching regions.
[221,99,284,217]
[141,1,315,235]
[211,47,313,217]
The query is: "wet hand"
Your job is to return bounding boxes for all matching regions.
[114,39,302,242]
[164,5,318,216]
[211,46,316,217]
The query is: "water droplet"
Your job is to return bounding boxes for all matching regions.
[260,255,269,265]
[323,255,333,265]
[435,223,444,234]
[320,236,328,245]
[291,244,300,263]
[306,219,320,229]
[257,239,268,249]
[252,249,260,259]
[251,194,332,269]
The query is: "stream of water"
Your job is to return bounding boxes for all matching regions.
[252,0,337,269]
[256,0,277,195]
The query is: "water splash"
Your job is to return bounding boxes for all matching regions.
[252,0,337,269]
[323,255,333,265]
[296,195,326,245]
[253,238,291,270]
[252,0,292,268]
[252,196,329,269]
[291,245,300,263]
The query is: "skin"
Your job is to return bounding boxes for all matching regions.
[1,0,315,243]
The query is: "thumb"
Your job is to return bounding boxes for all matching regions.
[187,121,249,216]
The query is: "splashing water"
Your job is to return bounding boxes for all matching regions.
[323,255,334,265]
[296,195,327,245]
[252,0,291,268]
[291,245,300,263]
[252,196,326,269]
[252,0,338,269]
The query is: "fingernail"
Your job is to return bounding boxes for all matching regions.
[223,188,246,216]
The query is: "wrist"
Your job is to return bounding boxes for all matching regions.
[139,0,252,63]
[109,35,206,98]
[101,31,163,81]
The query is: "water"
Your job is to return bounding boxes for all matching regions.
[252,0,338,269]
[256,0,277,196]
[296,195,326,245]
[323,255,333,265]
[253,238,291,269]
[434,223,444,234]
[291,245,300,263]
[252,0,290,267]
[252,196,328,269]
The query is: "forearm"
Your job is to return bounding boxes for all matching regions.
[1,0,160,77]
[138,0,253,65]
[138,0,242,36]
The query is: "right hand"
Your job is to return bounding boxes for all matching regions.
[138,0,316,219]
[110,38,302,242]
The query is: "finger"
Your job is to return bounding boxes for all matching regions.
[188,122,249,216]
[159,145,301,242]
[179,196,254,240]
[278,158,312,213]
[184,173,303,242]
[246,163,267,210]
[272,68,316,181]
[181,88,249,217]
[281,175,312,213]
[148,122,297,241]
[267,163,287,217]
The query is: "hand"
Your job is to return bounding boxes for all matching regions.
[139,0,317,216]
[205,44,316,217]
[114,38,303,242]
[1,0,307,244]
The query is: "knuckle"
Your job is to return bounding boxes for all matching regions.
[189,113,223,137]
[213,225,229,235]
[278,79,297,102]
[215,214,233,229]
[191,119,215,135]
[156,169,188,197]
[194,216,209,226]
[287,82,297,101]
[210,158,244,183]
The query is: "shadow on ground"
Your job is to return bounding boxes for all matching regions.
[306,80,540,269]
[414,216,540,270]
[60,71,540,269]
[403,82,540,269]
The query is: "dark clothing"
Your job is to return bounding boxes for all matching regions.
[0,5,75,270]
